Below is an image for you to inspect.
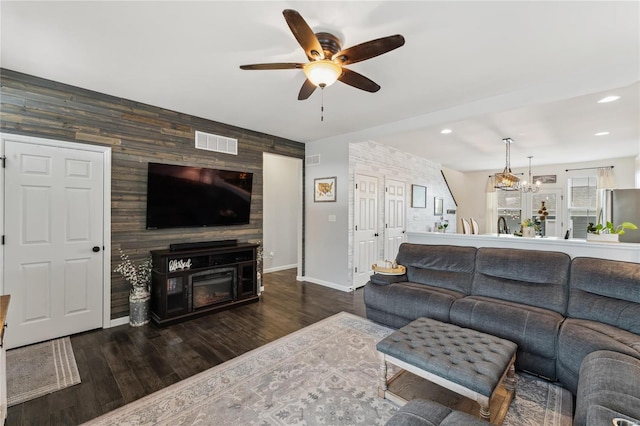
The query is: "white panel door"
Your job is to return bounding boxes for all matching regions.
[353,174,378,289]
[4,141,104,348]
[384,179,406,262]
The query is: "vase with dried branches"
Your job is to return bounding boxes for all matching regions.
[114,249,152,326]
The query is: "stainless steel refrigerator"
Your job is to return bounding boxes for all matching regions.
[601,189,640,243]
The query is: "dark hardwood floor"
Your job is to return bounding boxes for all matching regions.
[6,269,366,426]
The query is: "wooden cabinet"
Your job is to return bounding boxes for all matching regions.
[150,243,259,326]
[0,295,10,424]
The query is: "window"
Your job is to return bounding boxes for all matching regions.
[496,190,522,233]
[568,176,598,238]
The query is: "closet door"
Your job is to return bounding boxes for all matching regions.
[384,179,406,262]
[353,174,378,289]
[4,137,106,348]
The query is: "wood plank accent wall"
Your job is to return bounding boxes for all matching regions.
[0,69,305,319]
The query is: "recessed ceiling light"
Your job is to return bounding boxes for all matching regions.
[440,128,452,134]
[597,95,621,103]
[594,131,610,136]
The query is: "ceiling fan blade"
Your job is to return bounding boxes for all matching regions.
[298,79,317,100]
[332,35,405,65]
[338,68,380,93]
[240,63,303,70]
[283,9,324,61]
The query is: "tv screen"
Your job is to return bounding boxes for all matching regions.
[146,162,253,229]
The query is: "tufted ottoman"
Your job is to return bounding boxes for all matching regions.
[376,317,517,421]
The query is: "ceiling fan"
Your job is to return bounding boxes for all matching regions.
[240,9,405,100]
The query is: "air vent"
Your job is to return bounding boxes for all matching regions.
[195,131,238,155]
[306,154,321,166]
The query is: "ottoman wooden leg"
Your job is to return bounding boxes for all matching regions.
[504,363,516,393]
[479,404,490,420]
[378,353,388,398]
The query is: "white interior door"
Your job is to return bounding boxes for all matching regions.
[384,179,406,262]
[353,174,378,289]
[4,139,105,348]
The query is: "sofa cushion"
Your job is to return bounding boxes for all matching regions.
[396,243,476,295]
[385,399,488,426]
[557,319,640,394]
[568,257,640,333]
[364,281,464,325]
[470,247,570,315]
[574,350,640,426]
[450,295,564,380]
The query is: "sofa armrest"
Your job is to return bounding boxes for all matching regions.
[369,273,407,286]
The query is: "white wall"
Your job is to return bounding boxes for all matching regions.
[303,141,350,290]
[460,156,636,234]
[263,153,302,273]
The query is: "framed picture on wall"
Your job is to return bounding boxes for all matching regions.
[533,174,557,184]
[434,197,443,215]
[314,177,337,202]
[411,184,427,208]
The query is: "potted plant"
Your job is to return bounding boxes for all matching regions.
[521,218,540,238]
[114,249,152,326]
[586,221,638,242]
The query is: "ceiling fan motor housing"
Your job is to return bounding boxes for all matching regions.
[314,32,343,60]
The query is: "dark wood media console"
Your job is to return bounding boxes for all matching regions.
[150,243,259,326]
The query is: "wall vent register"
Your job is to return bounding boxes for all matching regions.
[195,130,238,155]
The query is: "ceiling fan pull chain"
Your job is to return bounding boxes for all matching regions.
[321,87,325,122]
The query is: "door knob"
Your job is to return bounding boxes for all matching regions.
[92,246,101,252]
[374,233,379,237]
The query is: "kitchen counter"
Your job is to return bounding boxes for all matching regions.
[407,232,640,263]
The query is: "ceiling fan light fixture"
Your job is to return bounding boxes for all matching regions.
[303,60,341,88]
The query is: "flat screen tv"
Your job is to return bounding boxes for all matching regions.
[146,162,253,229]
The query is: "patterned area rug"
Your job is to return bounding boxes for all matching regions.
[84,313,572,425]
[7,336,81,406]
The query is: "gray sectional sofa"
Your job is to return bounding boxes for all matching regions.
[365,243,640,425]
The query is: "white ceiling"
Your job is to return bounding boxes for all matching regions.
[1,1,638,172]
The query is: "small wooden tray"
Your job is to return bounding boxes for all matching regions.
[372,265,406,275]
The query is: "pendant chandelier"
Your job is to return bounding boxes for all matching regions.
[521,156,541,193]
[494,138,520,191]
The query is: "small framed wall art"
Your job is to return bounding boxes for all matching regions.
[314,176,337,202]
[411,184,427,208]
[434,197,444,215]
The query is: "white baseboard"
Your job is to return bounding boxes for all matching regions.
[299,276,353,292]
[109,316,130,327]
[264,264,298,274]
